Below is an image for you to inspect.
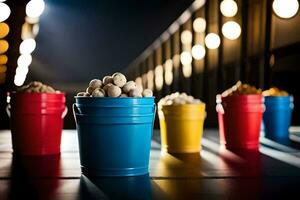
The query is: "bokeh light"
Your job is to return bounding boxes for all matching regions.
[181,30,193,44]
[0,40,9,53]
[26,0,45,18]
[191,44,206,60]
[0,3,10,22]
[205,33,221,49]
[272,0,299,19]
[180,51,193,65]
[220,0,238,17]
[19,38,36,54]
[193,18,206,33]
[222,21,241,40]
[0,22,9,38]
[17,54,32,67]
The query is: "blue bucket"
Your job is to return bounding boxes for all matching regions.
[263,96,293,140]
[73,97,156,177]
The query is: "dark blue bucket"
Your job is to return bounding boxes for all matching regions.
[73,97,156,177]
[263,96,293,140]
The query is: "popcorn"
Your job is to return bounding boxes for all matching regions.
[17,81,58,93]
[263,87,289,96]
[221,81,262,97]
[158,92,202,108]
[77,72,153,98]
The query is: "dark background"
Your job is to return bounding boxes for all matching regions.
[1,0,300,129]
[0,0,194,129]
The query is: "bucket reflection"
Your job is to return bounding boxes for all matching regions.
[9,154,61,199]
[153,152,203,199]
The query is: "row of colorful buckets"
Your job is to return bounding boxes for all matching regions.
[6,92,293,177]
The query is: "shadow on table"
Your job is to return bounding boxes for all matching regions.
[8,154,61,200]
[79,174,166,200]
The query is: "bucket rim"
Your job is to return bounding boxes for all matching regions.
[74,96,155,99]
[159,103,205,108]
[9,91,65,95]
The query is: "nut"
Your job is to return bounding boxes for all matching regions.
[142,89,153,97]
[89,79,102,89]
[92,88,105,97]
[122,81,136,93]
[86,86,95,94]
[120,93,128,97]
[103,83,113,91]
[107,85,122,97]
[47,86,55,93]
[103,76,113,85]
[112,72,127,87]
[77,92,86,96]
[129,88,142,97]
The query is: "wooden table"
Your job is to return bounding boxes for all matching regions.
[1,129,300,200]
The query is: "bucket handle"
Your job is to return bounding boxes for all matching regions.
[72,103,79,124]
[6,104,11,118]
[216,103,224,114]
[62,106,68,118]
[152,103,157,126]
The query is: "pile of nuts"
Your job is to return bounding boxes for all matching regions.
[77,72,153,97]
[263,87,289,96]
[221,81,262,97]
[17,81,58,93]
[158,92,202,108]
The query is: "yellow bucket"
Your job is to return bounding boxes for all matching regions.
[158,103,206,153]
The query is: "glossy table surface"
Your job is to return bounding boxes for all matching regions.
[1,129,300,200]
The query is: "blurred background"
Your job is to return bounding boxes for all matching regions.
[0,0,300,129]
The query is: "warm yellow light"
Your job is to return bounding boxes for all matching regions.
[155,65,164,91]
[16,66,29,76]
[19,38,36,54]
[147,70,154,90]
[0,22,9,38]
[205,33,221,49]
[0,65,7,73]
[191,44,206,60]
[220,0,238,17]
[33,23,39,35]
[222,21,241,40]
[172,54,180,68]
[26,0,45,18]
[272,0,299,19]
[14,74,26,86]
[193,17,206,33]
[164,59,173,85]
[0,3,10,22]
[183,64,192,78]
[181,30,193,44]
[0,55,7,64]
[180,51,192,65]
[0,39,9,53]
[17,54,32,67]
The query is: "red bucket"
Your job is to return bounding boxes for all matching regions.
[216,94,264,151]
[7,92,67,155]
